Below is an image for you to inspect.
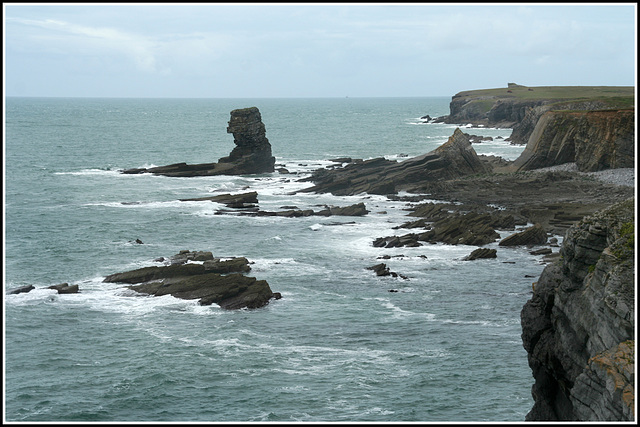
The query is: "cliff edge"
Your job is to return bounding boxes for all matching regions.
[435,84,634,145]
[509,109,635,172]
[521,197,635,421]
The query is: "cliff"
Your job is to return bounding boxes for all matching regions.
[435,84,634,145]
[521,198,635,421]
[509,109,635,172]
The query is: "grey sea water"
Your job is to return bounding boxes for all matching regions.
[4,97,546,422]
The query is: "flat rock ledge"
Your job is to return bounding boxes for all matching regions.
[179,191,369,217]
[103,250,280,310]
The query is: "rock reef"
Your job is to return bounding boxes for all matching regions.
[298,128,488,196]
[121,107,275,177]
[295,85,635,421]
[520,198,635,421]
[103,250,280,310]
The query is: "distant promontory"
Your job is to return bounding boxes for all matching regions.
[432,83,634,145]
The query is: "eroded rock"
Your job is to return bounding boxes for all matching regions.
[103,251,279,310]
[121,107,275,177]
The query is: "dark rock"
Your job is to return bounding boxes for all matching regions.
[509,109,635,172]
[499,224,547,246]
[327,202,369,216]
[367,263,391,276]
[104,252,277,310]
[298,128,487,196]
[104,263,207,284]
[169,250,215,264]
[224,202,369,218]
[47,283,80,294]
[180,191,258,208]
[329,157,353,163]
[529,248,552,255]
[6,285,35,295]
[366,263,408,280]
[120,107,275,177]
[462,248,497,261]
[464,133,493,144]
[203,257,251,274]
[218,106,276,174]
[521,198,634,421]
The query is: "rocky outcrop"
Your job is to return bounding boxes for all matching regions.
[180,192,259,207]
[6,285,35,295]
[103,250,280,310]
[47,283,79,294]
[299,128,488,196]
[521,198,635,421]
[366,263,408,280]
[441,96,551,128]
[6,283,79,295]
[372,202,523,248]
[509,109,635,172]
[218,107,276,174]
[462,248,497,261]
[506,100,613,145]
[498,224,547,246]
[121,107,275,177]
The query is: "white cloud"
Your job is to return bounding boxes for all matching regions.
[7,17,161,73]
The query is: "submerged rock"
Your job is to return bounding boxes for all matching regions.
[6,285,35,295]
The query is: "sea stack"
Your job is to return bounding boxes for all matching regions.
[218,106,276,174]
[120,106,275,177]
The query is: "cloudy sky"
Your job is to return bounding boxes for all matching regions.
[3,3,637,98]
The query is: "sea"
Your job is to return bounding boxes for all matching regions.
[4,97,549,422]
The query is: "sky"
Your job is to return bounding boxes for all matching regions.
[3,2,637,98]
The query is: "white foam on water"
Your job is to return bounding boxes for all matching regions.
[377,299,436,321]
[54,168,121,176]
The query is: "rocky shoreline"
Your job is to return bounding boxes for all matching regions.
[521,198,635,421]
[7,88,635,421]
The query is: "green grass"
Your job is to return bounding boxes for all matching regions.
[454,85,634,109]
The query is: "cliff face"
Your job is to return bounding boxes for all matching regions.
[444,96,549,128]
[521,198,635,421]
[510,109,635,172]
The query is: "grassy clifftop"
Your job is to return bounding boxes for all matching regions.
[453,83,634,109]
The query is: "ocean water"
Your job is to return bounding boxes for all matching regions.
[4,97,547,422]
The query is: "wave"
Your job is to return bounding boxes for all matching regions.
[54,168,121,176]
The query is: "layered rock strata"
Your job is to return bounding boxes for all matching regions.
[103,250,280,310]
[121,107,275,177]
[299,128,488,196]
[509,109,635,172]
[179,191,369,217]
[520,198,635,421]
